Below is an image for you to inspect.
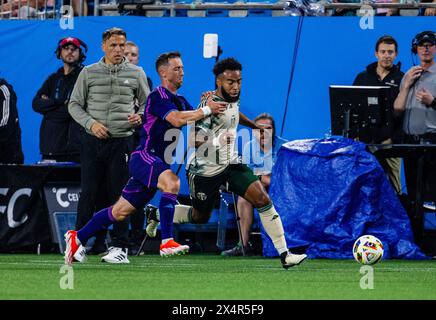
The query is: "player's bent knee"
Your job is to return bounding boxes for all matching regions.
[251,192,271,208]
[166,181,180,194]
[113,209,133,222]
[159,176,180,194]
[112,209,125,222]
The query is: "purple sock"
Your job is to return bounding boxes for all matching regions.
[77,206,116,244]
[159,192,177,240]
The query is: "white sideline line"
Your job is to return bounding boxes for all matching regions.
[26,260,206,267]
[0,261,282,270]
[29,260,280,269]
[1,261,435,272]
[0,261,278,270]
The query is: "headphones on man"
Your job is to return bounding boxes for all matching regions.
[411,31,436,54]
[55,37,88,64]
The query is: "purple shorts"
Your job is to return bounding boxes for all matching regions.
[121,150,170,210]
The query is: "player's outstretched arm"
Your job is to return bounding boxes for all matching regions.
[165,97,227,128]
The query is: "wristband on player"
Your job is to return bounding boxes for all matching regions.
[200,106,212,117]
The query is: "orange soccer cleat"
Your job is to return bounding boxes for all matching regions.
[159,239,189,257]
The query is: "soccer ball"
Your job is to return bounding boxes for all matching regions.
[353,235,384,265]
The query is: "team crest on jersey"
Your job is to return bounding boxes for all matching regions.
[196,192,207,201]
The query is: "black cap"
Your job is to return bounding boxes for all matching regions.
[417,31,436,45]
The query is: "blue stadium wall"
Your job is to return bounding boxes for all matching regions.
[0,16,435,195]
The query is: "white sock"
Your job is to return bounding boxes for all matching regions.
[258,203,288,255]
[173,205,192,224]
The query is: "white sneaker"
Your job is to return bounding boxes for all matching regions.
[73,245,87,263]
[280,251,307,269]
[101,247,130,264]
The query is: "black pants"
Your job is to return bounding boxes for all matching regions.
[0,134,24,164]
[76,132,134,249]
[402,134,436,202]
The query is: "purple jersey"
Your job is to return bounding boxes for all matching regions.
[138,86,193,161]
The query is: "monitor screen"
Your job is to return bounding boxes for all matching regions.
[329,85,393,144]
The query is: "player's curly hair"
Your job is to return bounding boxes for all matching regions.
[213,57,242,77]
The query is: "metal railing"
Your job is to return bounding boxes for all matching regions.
[1,0,436,19]
[323,2,436,9]
[0,0,57,19]
[96,1,436,18]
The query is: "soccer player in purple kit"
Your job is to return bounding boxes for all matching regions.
[64,51,227,264]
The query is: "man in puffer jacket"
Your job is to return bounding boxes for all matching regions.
[68,27,150,263]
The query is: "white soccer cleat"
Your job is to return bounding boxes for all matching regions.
[159,239,189,257]
[101,247,130,264]
[281,251,307,269]
[73,245,87,263]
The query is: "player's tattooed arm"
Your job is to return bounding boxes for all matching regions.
[239,112,258,129]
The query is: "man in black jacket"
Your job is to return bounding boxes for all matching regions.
[353,35,404,194]
[0,77,24,164]
[32,37,87,163]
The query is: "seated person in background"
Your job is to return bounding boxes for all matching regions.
[0,77,24,164]
[221,113,288,256]
[385,0,430,16]
[331,0,360,16]
[68,0,88,16]
[1,0,45,18]
[374,0,397,16]
[32,37,87,163]
[421,0,436,16]
[353,35,404,194]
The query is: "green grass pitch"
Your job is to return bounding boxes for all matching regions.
[0,254,435,300]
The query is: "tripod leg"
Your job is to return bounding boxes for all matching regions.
[232,192,246,257]
[136,234,148,257]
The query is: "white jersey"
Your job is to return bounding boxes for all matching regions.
[187,95,240,177]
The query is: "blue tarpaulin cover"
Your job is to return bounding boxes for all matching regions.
[261,137,427,259]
